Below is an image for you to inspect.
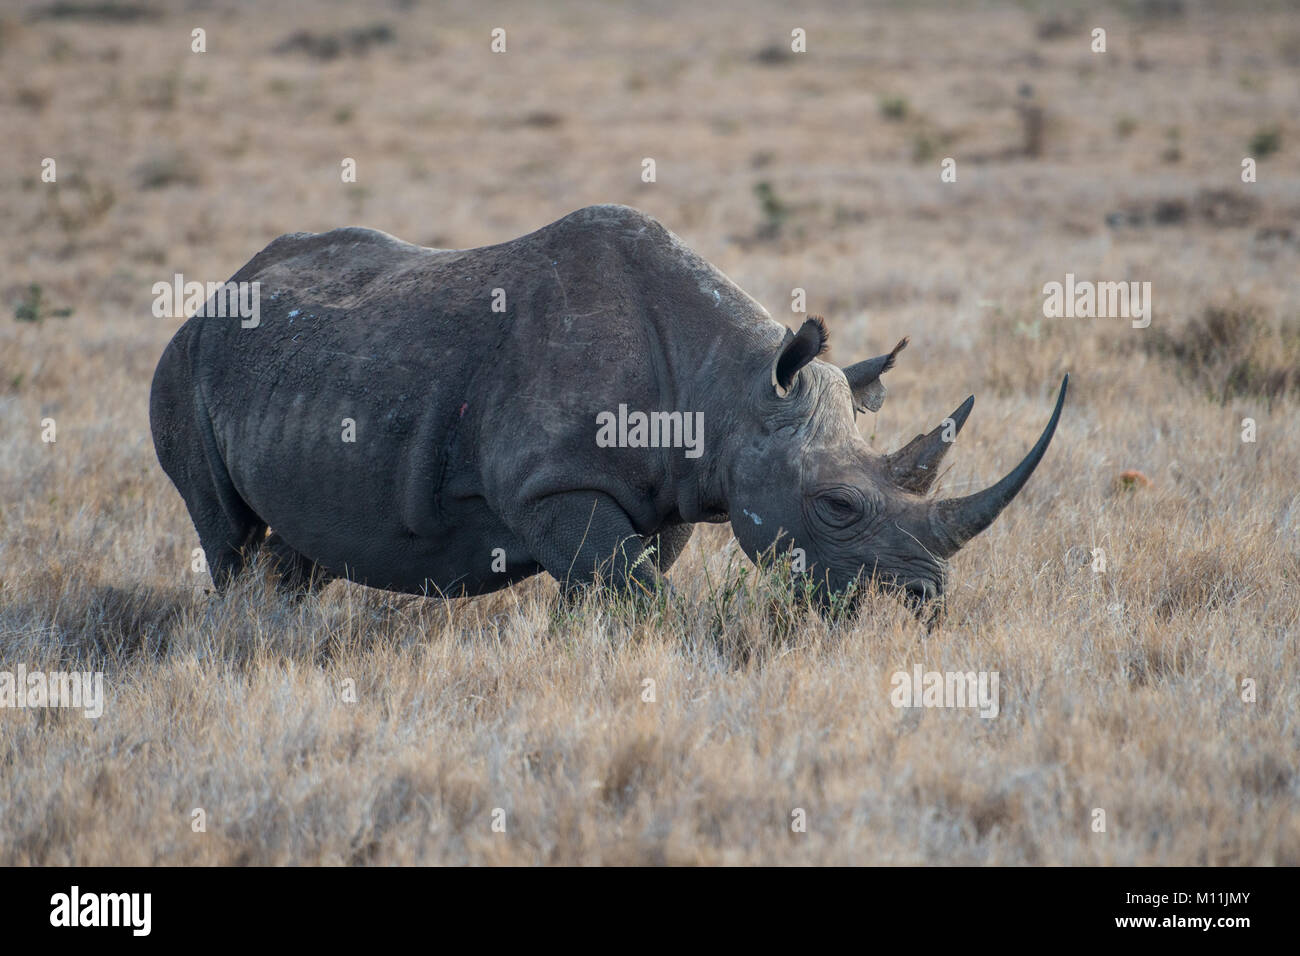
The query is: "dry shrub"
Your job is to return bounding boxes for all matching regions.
[1152,551,1250,618]
[30,3,159,22]
[272,24,394,60]
[1145,304,1300,405]
[601,734,663,811]
[1125,626,1197,688]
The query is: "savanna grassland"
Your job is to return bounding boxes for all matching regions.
[1,0,1298,865]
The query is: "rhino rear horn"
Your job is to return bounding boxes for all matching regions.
[773,316,829,396]
[843,336,909,413]
[886,394,974,494]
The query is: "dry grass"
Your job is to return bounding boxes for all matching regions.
[1,0,1298,864]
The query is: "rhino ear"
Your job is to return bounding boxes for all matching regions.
[773,316,829,397]
[843,336,909,414]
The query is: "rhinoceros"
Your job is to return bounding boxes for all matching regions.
[150,204,1066,612]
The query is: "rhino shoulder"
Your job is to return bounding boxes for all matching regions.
[537,204,672,247]
[555,206,774,328]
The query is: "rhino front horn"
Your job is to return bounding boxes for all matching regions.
[927,375,1068,556]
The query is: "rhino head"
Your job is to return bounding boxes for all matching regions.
[725,316,1067,618]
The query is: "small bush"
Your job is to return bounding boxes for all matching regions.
[752,181,789,239]
[1145,304,1300,405]
[134,151,202,190]
[1249,126,1282,159]
[14,284,73,323]
[879,96,908,121]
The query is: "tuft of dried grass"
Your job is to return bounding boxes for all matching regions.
[1145,304,1300,406]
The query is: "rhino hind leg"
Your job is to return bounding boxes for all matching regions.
[166,453,265,592]
[150,334,266,592]
[163,442,265,592]
[263,530,336,595]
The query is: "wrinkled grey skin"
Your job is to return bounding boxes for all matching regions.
[151,204,1066,613]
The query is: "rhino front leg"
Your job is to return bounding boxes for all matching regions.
[642,524,693,574]
[520,491,666,599]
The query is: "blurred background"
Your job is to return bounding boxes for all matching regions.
[4,0,1297,372]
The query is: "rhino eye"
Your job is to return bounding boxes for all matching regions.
[814,487,864,527]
